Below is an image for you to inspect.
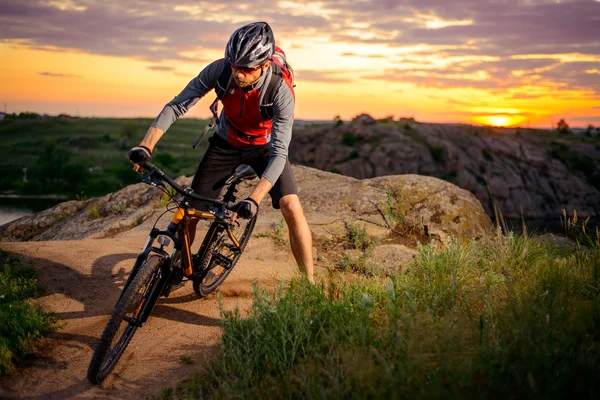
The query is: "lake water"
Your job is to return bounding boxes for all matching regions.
[0,196,66,225]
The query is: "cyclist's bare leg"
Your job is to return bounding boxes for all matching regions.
[279,194,314,283]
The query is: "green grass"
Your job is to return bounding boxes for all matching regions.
[344,219,372,251]
[382,186,406,230]
[0,251,57,374]
[179,355,194,365]
[255,218,288,247]
[159,228,600,399]
[0,116,212,198]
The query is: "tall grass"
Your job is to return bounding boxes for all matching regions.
[0,251,57,374]
[161,230,600,399]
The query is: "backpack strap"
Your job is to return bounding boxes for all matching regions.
[215,62,232,100]
[213,60,284,121]
[259,62,283,120]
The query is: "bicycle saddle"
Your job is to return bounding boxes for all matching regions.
[225,164,257,185]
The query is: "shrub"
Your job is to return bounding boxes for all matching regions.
[342,132,359,146]
[255,218,288,247]
[0,252,57,374]
[382,186,406,230]
[483,149,494,161]
[344,220,371,251]
[428,145,444,163]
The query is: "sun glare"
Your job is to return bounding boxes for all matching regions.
[473,115,515,127]
[488,116,510,126]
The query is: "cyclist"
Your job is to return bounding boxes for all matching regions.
[128,21,314,283]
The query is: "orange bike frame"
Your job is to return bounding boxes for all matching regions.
[168,207,242,277]
[169,207,214,276]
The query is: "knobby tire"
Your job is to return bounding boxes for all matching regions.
[87,254,164,384]
[193,214,257,297]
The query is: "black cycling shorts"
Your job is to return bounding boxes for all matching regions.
[190,134,298,210]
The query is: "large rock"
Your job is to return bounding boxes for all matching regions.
[0,166,494,248]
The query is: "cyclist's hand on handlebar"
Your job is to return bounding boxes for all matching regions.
[128,146,152,172]
[231,198,259,219]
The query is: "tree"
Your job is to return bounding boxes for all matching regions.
[556,119,570,135]
[34,142,72,185]
[29,142,89,193]
[333,115,343,128]
[17,112,41,119]
[584,124,595,138]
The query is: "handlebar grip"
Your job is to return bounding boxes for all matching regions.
[139,161,155,171]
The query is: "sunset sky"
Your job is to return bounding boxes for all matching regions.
[1,0,599,128]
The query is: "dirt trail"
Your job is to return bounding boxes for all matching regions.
[0,233,298,399]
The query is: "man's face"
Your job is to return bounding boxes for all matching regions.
[232,61,270,88]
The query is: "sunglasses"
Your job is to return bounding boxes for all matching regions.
[231,64,263,74]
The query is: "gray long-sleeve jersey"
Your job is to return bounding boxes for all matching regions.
[151,59,295,185]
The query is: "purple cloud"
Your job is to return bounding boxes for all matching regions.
[147,66,175,72]
[340,52,387,58]
[295,70,351,83]
[1,0,599,97]
[0,0,328,63]
[38,72,80,78]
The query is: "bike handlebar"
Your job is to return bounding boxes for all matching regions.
[139,161,229,207]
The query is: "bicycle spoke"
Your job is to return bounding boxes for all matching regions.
[193,215,257,297]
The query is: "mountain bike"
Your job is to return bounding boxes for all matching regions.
[87,161,258,384]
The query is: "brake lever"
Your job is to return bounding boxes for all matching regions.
[141,169,164,188]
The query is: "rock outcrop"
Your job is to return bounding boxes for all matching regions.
[290,116,600,223]
[0,166,493,248]
[0,183,164,241]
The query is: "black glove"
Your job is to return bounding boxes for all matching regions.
[232,198,259,219]
[128,145,152,165]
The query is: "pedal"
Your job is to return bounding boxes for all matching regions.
[212,253,234,270]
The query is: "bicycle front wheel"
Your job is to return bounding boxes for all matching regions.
[87,254,164,384]
[193,215,257,298]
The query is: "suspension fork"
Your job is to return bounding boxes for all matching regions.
[139,267,169,324]
[117,235,156,303]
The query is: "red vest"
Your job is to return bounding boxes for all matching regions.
[221,85,272,147]
[217,47,294,148]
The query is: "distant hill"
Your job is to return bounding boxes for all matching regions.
[290,114,600,231]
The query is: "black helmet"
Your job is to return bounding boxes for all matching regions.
[225,22,275,68]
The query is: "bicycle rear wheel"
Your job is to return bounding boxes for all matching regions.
[193,215,257,297]
[87,254,164,384]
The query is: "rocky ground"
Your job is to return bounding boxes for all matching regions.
[0,165,493,399]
